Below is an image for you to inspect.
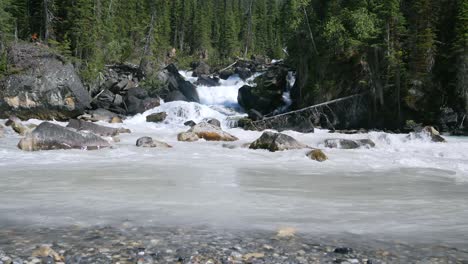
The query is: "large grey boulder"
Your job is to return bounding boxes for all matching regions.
[249,131,306,152]
[18,122,110,151]
[0,43,91,120]
[67,119,128,137]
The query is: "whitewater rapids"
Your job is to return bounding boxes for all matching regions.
[0,72,467,247]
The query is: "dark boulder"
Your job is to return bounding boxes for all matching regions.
[92,89,115,110]
[67,119,126,137]
[146,112,167,123]
[18,122,110,151]
[155,64,199,103]
[235,67,253,80]
[195,75,220,87]
[0,43,91,120]
[248,109,264,121]
[192,61,211,77]
[219,69,234,80]
[184,120,197,127]
[437,107,458,132]
[249,131,306,152]
[124,88,161,115]
[237,65,288,115]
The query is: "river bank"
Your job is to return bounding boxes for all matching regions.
[1,225,467,264]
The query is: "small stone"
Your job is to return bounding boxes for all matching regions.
[110,116,123,123]
[146,112,167,123]
[184,120,197,127]
[243,252,264,259]
[306,149,328,162]
[276,227,296,238]
[177,132,199,142]
[136,137,172,148]
[334,247,353,254]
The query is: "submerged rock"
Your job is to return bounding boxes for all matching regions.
[188,122,238,141]
[177,132,199,142]
[0,124,4,138]
[324,138,375,149]
[184,120,197,127]
[307,149,328,162]
[67,119,123,137]
[0,43,91,120]
[5,116,32,135]
[409,126,447,143]
[203,118,221,128]
[18,122,110,151]
[136,137,172,148]
[250,131,306,152]
[146,112,167,123]
[195,75,220,87]
[79,108,121,123]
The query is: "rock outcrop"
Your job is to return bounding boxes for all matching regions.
[249,131,306,152]
[18,122,110,151]
[156,64,200,103]
[0,43,91,120]
[177,132,199,142]
[237,65,288,116]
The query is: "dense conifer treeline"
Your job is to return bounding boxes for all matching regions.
[0,0,466,127]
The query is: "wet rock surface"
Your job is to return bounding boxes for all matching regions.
[0,226,466,264]
[250,131,306,152]
[136,137,172,148]
[324,139,376,149]
[17,122,110,151]
[146,112,167,123]
[67,119,123,137]
[187,122,238,142]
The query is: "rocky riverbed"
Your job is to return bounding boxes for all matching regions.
[1,225,467,264]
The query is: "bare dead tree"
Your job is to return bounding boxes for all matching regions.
[243,0,254,58]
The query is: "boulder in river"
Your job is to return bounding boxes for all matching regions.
[0,43,91,120]
[306,149,328,162]
[136,137,172,148]
[5,116,33,135]
[219,69,234,80]
[177,132,200,142]
[124,87,161,115]
[202,118,221,128]
[237,65,288,115]
[155,64,200,103]
[67,119,126,137]
[195,75,220,87]
[191,61,211,77]
[146,112,167,123]
[78,108,121,123]
[18,122,110,151]
[324,138,375,149]
[249,131,306,152]
[235,67,253,80]
[188,122,238,141]
[184,120,197,127]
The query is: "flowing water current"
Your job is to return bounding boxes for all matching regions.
[0,72,468,249]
